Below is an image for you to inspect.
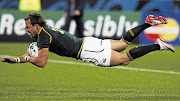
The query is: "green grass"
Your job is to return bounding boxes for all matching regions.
[0,43,180,100]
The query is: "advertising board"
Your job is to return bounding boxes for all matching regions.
[140,12,180,46]
[0,10,140,43]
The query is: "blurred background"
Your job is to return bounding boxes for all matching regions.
[0,0,180,46]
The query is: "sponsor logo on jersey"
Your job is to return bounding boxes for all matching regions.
[103,58,106,63]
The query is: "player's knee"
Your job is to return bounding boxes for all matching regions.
[121,46,127,51]
[118,61,130,65]
[120,54,131,65]
[120,39,128,50]
[117,62,128,66]
[122,61,130,65]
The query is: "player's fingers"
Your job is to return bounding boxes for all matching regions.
[1,57,16,63]
[5,59,15,63]
[1,59,10,62]
[9,58,16,62]
[1,57,8,62]
[1,58,5,62]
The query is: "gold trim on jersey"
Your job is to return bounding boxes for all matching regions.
[42,48,49,49]
[38,27,43,37]
[77,37,85,59]
[41,27,52,44]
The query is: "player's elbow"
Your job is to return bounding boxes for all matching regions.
[31,59,47,68]
[37,62,47,68]
[38,58,48,68]
[38,63,46,68]
[40,62,47,68]
[41,64,46,68]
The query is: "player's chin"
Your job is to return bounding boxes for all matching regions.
[30,35,33,38]
[30,34,37,38]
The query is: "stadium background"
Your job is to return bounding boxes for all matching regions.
[0,0,180,100]
[0,0,180,45]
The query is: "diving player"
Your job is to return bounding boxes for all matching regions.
[1,13,176,67]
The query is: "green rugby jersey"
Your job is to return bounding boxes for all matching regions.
[37,25,84,59]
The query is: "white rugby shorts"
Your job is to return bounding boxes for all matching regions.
[80,37,111,67]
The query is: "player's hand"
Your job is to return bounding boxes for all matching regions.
[74,10,81,16]
[1,57,16,63]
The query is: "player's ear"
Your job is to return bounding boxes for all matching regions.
[35,24,38,30]
[34,24,39,30]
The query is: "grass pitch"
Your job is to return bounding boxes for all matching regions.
[0,43,180,100]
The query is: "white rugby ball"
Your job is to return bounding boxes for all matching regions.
[29,42,38,57]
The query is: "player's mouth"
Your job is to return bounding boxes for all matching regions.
[27,31,31,36]
[26,32,34,38]
[26,31,37,38]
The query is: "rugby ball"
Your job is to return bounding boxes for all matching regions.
[29,42,38,57]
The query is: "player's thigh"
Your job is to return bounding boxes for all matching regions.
[110,50,130,66]
[80,37,111,66]
[110,39,128,52]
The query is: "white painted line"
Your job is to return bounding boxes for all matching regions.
[0,55,180,75]
[48,59,180,75]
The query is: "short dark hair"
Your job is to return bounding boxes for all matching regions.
[25,13,46,27]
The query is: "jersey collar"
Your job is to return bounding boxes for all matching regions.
[38,27,43,37]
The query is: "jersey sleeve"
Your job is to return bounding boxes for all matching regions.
[37,28,52,49]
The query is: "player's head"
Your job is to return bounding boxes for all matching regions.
[25,13,46,27]
[24,13,47,38]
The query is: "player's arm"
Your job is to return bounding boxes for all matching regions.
[1,48,49,68]
[27,48,49,68]
[1,48,30,63]
[30,27,51,68]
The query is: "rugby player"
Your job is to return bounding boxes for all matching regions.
[1,13,176,67]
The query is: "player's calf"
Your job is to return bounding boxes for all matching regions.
[126,39,175,61]
[122,23,151,45]
[126,44,160,61]
[122,15,167,45]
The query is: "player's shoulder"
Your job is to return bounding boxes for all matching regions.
[38,25,52,36]
[41,25,52,32]
[37,25,53,43]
